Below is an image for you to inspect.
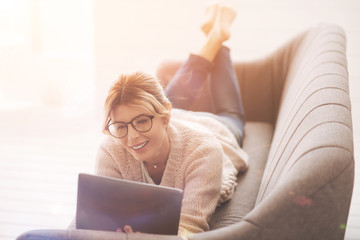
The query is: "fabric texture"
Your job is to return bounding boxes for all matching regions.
[95,108,248,237]
[210,122,273,229]
[165,47,245,146]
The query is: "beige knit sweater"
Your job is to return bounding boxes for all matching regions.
[95,109,248,237]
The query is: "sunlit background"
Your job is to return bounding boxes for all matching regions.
[0,0,359,239]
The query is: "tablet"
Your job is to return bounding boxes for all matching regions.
[76,173,183,235]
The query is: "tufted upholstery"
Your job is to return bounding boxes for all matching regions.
[17,24,354,240]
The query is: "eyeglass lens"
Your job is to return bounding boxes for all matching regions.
[108,115,153,138]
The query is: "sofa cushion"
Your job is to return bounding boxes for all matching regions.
[210,122,273,229]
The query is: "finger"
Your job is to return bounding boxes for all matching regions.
[116,228,123,233]
[124,225,134,233]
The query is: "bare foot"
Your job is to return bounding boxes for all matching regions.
[208,5,237,43]
[200,3,219,36]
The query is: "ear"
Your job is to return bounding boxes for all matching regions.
[162,103,172,126]
[165,102,172,111]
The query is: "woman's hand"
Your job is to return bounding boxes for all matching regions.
[116,225,137,233]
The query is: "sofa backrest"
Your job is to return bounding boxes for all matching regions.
[256,24,353,204]
[231,24,355,240]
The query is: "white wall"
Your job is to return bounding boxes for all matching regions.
[0,0,94,119]
[93,0,360,119]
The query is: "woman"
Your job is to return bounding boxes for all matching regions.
[96,4,249,238]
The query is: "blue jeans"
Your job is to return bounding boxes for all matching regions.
[165,46,245,146]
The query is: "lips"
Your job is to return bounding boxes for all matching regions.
[131,141,148,150]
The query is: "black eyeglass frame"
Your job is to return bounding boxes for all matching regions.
[106,115,155,138]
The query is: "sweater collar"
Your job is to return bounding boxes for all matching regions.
[159,121,183,188]
[126,120,183,188]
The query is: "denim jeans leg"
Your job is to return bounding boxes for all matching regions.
[210,46,246,145]
[165,48,245,146]
[165,54,214,111]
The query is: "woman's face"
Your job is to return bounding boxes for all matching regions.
[110,104,171,164]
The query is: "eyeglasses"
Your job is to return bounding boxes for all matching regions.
[106,115,155,138]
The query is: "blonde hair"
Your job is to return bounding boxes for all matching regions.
[103,71,171,133]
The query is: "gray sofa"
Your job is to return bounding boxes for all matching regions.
[17,23,354,240]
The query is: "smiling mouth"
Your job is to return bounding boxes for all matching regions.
[131,141,148,150]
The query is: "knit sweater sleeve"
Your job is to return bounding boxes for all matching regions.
[177,140,223,237]
[171,109,249,206]
[94,136,123,179]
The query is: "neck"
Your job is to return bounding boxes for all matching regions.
[146,161,164,169]
[147,131,171,169]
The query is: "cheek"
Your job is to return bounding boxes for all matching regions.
[146,123,165,142]
[154,124,168,142]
